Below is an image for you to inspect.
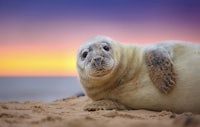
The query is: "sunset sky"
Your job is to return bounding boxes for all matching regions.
[0,0,200,76]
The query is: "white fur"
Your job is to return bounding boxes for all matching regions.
[77,36,200,113]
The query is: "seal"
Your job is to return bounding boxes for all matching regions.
[76,35,200,113]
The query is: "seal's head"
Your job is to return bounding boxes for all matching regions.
[76,36,115,78]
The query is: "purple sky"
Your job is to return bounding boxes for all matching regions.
[1,0,200,24]
[0,0,200,76]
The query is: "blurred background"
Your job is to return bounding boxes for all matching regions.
[0,0,200,101]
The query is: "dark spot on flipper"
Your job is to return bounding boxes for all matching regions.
[145,49,176,94]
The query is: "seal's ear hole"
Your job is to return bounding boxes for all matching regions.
[103,45,110,51]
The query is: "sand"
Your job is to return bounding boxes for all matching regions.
[0,96,199,127]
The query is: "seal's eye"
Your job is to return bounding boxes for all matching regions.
[82,51,88,58]
[103,45,110,51]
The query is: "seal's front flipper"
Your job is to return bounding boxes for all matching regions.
[145,48,176,94]
[84,100,128,111]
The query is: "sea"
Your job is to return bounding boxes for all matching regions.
[0,76,83,102]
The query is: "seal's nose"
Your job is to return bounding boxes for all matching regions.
[94,56,102,62]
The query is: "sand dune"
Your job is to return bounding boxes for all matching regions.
[0,96,199,127]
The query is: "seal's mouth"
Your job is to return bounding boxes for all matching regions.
[90,67,112,77]
[87,56,114,77]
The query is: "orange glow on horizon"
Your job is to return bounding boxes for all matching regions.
[1,21,200,76]
[0,44,77,76]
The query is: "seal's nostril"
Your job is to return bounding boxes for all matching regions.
[94,56,102,62]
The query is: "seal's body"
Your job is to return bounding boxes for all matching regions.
[76,36,200,113]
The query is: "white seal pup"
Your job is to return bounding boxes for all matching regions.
[76,36,200,113]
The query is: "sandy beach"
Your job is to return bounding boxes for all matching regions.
[0,96,199,127]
